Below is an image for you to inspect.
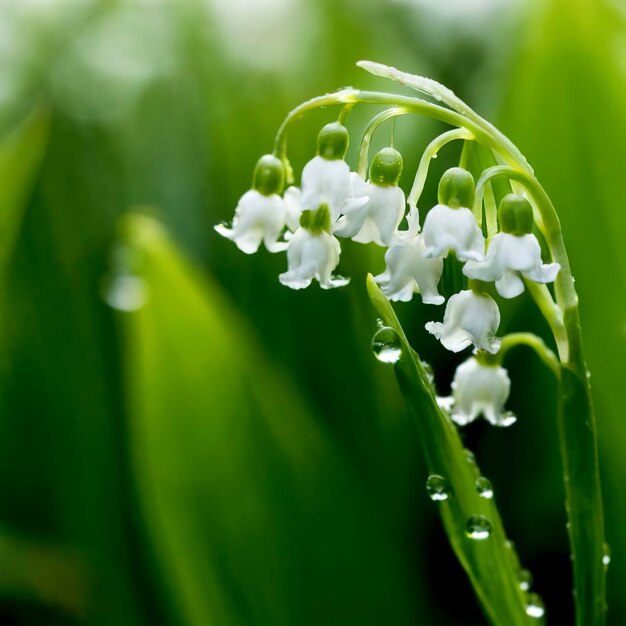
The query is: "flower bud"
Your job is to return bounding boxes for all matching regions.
[498,193,534,236]
[438,167,475,209]
[369,147,403,186]
[299,203,331,234]
[317,122,349,160]
[252,154,285,196]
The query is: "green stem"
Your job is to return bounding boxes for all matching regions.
[499,332,561,378]
[357,106,411,177]
[407,128,474,210]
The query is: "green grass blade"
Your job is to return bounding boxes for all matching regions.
[116,215,418,626]
[366,275,537,626]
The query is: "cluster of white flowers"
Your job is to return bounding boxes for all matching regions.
[216,121,561,427]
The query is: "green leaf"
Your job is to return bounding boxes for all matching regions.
[367,275,536,626]
[0,108,49,270]
[117,215,417,626]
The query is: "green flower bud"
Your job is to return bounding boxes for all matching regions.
[252,154,285,196]
[438,167,475,208]
[317,122,349,160]
[369,147,403,186]
[300,204,331,234]
[498,193,534,236]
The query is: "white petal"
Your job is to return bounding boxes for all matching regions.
[279,228,347,290]
[300,156,352,220]
[495,270,525,299]
[422,204,485,261]
[376,233,443,304]
[451,358,511,427]
[426,290,500,353]
[523,262,561,284]
[215,190,286,254]
[284,186,303,232]
[463,234,506,281]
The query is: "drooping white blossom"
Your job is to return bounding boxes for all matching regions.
[425,289,501,354]
[422,203,485,261]
[334,173,405,245]
[374,209,444,304]
[278,226,348,290]
[450,357,514,427]
[300,155,356,221]
[463,232,560,299]
[215,189,287,254]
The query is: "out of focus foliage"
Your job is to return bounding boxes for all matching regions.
[0,0,624,624]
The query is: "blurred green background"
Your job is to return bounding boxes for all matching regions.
[0,0,624,624]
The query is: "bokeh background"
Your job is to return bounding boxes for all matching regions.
[0,0,624,624]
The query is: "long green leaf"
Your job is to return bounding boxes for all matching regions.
[366,275,536,626]
[117,215,418,626]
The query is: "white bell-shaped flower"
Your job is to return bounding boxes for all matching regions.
[215,154,288,254]
[334,147,405,246]
[450,357,514,427]
[284,186,303,233]
[463,194,560,298]
[422,167,485,261]
[278,205,349,290]
[374,208,444,304]
[215,190,287,254]
[425,289,501,354]
[299,122,367,221]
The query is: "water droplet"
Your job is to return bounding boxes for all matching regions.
[465,515,492,540]
[525,593,545,618]
[476,476,493,499]
[422,361,435,383]
[603,543,611,568]
[426,475,450,501]
[519,568,533,591]
[464,449,476,465]
[103,274,148,312]
[371,327,402,364]
[376,317,385,328]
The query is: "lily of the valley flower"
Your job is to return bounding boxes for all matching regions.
[422,167,485,261]
[425,289,501,353]
[463,193,560,298]
[279,204,349,290]
[334,147,405,246]
[300,122,367,221]
[215,154,288,254]
[374,208,444,304]
[450,356,515,427]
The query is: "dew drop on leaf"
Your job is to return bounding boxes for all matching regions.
[371,326,402,364]
[525,593,545,618]
[518,568,533,592]
[476,476,493,499]
[465,515,492,540]
[426,474,450,501]
[103,274,148,312]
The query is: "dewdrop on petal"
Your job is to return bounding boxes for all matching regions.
[215,154,288,254]
[279,204,349,290]
[463,194,560,298]
[426,289,501,354]
[374,208,444,304]
[334,147,405,246]
[422,167,485,261]
[451,357,515,427]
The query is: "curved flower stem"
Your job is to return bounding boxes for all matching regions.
[357,107,412,177]
[407,128,474,210]
[275,67,606,625]
[499,332,561,378]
